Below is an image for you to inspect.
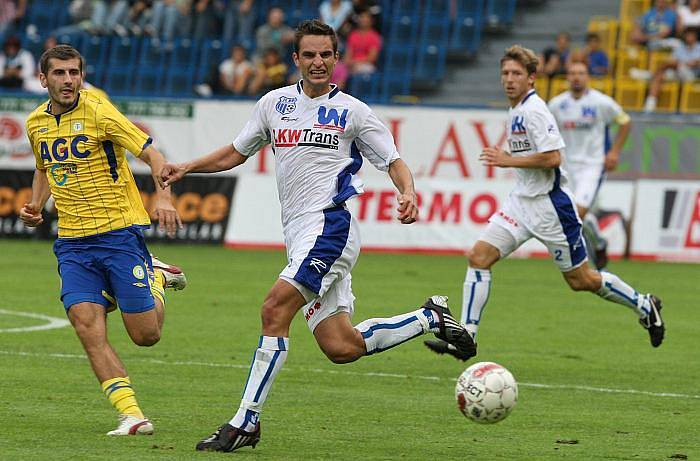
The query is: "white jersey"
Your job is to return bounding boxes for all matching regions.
[507,90,566,197]
[548,89,625,167]
[234,81,399,227]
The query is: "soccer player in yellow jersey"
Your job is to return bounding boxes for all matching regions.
[20,45,188,436]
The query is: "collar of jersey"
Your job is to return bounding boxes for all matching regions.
[517,89,536,107]
[45,92,81,123]
[296,80,340,101]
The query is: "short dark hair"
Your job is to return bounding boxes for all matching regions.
[585,32,600,42]
[294,19,338,53]
[40,45,84,75]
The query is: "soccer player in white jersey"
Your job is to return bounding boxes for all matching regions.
[425,45,664,361]
[548,59,632,269]
[160,20,475,453]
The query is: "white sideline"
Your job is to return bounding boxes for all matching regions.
[1,349,698,400]
[0,309,71,333]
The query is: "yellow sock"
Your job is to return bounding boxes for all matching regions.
[101,377,144,419]
[150,269,166,307]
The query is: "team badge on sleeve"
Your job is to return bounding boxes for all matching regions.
[276,97,297,115]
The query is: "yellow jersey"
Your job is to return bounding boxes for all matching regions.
[26,90,151,238]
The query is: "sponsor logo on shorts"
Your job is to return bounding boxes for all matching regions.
[132,265,145,279]
[132,282,147,288]
[305,301,322,321]
[309,258,327,273]
[498,210,519,227]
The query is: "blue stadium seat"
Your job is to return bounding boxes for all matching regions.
[133,67,164,96]
[139,37,167,68]
[389,15,419,45]
[391,0,420,16]
[348,72,381,103]
[197,39,225,84]
[383,45,413,76]
[485,0,516,28]
[164,69,195,96]
[109,36,140,67]
[424,0,451,19]
[168,38,199,69]
[414,43,447,84]
[80,34,109,70]
[102,65,134,96]
[55,33,83,51]
[450,1,483,54]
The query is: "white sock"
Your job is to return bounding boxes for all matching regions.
[583,213,607,251]
[229,336,288,431]
[597,272,650,318]
[460,268,491,338]
[354,308,437,355]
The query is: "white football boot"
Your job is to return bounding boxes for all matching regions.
[107,415,154,436]
[150,254,187,290]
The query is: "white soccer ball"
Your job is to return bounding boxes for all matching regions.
[455,361,518,424]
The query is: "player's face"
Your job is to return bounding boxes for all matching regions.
[294,35,338,92]
[567,62,589,93]
[501,59,533,104]
[40,58,83,110]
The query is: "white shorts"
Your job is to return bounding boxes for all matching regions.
[567,163,605,210]
[279,205,359,332]
[480,189,587,272]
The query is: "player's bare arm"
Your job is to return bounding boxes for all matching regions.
[140,146,183,237]
[20,168,50,227]
[605,117,631,172]
[480,147,561,169]
[388,158,418,224]
[160,144,248,187]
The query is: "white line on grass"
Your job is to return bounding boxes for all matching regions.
[1,349,698,400]
[0,309,71,333]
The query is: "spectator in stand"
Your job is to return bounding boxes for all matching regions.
[254,7,295,62]
[222,0,255,48]
[0,0,25,44]
[678,0,700,29]
[124,0,155,36]
[320,0,354,33]
[344,10,382,75]
[249,47,288,95]
[0,35,35,90]
[191,0,224,40]
[585,33,609,76]
[218,44,253,95]
[347,0,382,33]
[91,0,130,35]
[644,27,700,111]
[146,0,191,43]
[539,31,571,77]
[51,0,94,38]
[631,0,678,50]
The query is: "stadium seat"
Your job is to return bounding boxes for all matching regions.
[534,77,549,100]
[139,37,167,68]
[589,76,614,96]
[109,36,140,67]
[133,67,164,97]
[197,39,225,84]
[391,0,420,16]
[549,77,568,98]
[449,1,483,55]
[587,16,618,57]
[614,79,647,111]
[169,39,199,69]
[164,69,194,97]
[424,0,451,19]
[55,33,83,51]
[617,20,635,50]
[648,50,672,74]
[80,34,109,70]
[389,15,419,45]
[655,81,680,113]
[620,0,650,25]
[102,66,134,97]
[414,43,448,85]
[679,82,700,113]
[484,0,517,28]
[349,72,381,102]
[615,47,648,81]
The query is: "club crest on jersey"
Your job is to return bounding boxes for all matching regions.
[72,121,83,132]
[275,96,297,115]
[315,106,348,132]
[50,163,77,186]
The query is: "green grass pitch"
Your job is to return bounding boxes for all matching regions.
[0,240,698,460]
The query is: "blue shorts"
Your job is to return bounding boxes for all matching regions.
[53,226,156,313]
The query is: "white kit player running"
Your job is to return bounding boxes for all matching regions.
[548,59,632,270]
[160,20,474,453]
[425,45,664,361]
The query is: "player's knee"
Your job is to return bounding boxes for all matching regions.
[322,343,363,364]
[131,329,161,347]
[468,250,491,269]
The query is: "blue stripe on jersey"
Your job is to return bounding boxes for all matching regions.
[552,166,561,190]
[332,142,363,205]
[293,206,351,294]
[102,141,119,182]
[549,185,587,267]
[604,125,611,153]
[328,86,340,99]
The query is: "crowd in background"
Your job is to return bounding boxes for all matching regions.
[537,0,700,113]
[0,0,385,97]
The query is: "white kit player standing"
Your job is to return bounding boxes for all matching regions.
[425,45,664,361]
[160,20,475,453]
[548,59,632,270]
